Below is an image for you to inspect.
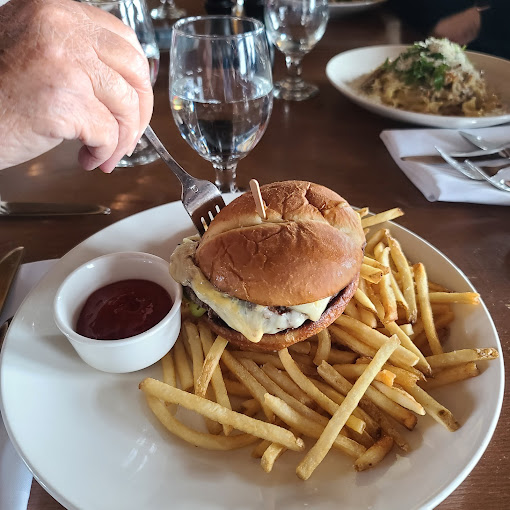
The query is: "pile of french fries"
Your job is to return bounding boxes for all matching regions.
[139,207,499,480]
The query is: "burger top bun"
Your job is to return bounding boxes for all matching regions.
[195,181,365,307]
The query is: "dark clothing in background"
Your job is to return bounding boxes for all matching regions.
[387,0,510,60]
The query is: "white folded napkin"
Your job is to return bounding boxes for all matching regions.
[0,260,57,510]
[380,126,510,206]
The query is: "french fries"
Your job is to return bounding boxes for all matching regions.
[333,363,396,387]
[140,378,305,451]
[137,207,499,481]
[428,292,480,304]
[222,350,275,423]
[313,328,331,366]
[426,348,498,370]
[354,436,394,472]
[361,208,404,228]
[334,315,420,369]
[296,336,399,480]
[264,394,366,458]
[402,383,460,432]
[197,324,232,435]
[318,360,418,431]
[196,334,228,398]
[419,362,479,390]
[173,335,193,391]
[414,263,443,355]
[145,395,257,450]
[278,348,367,435]
[386,234,417,323]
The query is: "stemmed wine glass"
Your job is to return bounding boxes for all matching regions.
[265,0,329,101]
[150,0,186,21]
[81,0,161,167]
[169,16,273,193]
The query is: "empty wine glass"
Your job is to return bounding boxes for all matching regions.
[150,0,186,21]
[169,16,273,192]
[81,0,160,167]
[265,0,329,101]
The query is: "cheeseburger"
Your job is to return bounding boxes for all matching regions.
[170,180,365,351]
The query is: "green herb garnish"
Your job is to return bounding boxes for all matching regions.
[385,42,453,91]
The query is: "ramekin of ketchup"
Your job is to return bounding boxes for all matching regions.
[54,252,182,373]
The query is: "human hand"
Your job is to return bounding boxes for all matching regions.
[432,7,482,46]
[0,0,153,173]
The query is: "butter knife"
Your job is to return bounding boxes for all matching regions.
[401,152,504,165]
[0,317,11,348]
[0,202,111,217]
[0,247,24,315]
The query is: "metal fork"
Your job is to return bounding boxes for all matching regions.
[435,147,510,191]
[464,160,510,192]
[460,131,510,158]
[144,126,225,235]
[435,146,510,181]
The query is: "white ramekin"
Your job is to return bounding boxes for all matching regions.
[54,252,181,373]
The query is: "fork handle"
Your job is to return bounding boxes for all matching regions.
[144,125,197,192]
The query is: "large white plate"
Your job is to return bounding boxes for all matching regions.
[326,45,510,128]
[0,199,504,510]
[328,0,386,17]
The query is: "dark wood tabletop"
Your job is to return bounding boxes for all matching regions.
[1,1,508,509]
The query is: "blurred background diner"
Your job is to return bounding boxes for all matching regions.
[387,0,510,59]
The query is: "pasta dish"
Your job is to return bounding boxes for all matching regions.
[359,38,505,116]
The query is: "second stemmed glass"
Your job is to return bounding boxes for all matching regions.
[169,16,273,193]
[150,0,186,21]
[265,0,329,101]
[81,0,160,167]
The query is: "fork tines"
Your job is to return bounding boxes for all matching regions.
[193,196,225,235]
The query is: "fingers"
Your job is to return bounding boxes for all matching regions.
[433,8,481,46]
[83,7,154,169]
[79,2,146,59]
[84,57,141,172]
[93,29,154,144]
[75,97,121,172]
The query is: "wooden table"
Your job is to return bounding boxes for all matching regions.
[1,2,508,509]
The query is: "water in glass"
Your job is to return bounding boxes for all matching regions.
[170,16,273,192]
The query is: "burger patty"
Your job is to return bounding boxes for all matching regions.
[184,286,337,332]
[172,237,336,342]
[201,275,359,352]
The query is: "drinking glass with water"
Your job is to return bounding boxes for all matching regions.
[82,0,161,167]
[169,16,273,193]
[265,0,329,101]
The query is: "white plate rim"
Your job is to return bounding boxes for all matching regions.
[328,0,386,12]
[326,44,510,128]
[0,199,505,510]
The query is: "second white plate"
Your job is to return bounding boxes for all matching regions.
[326,45,510,128]
[328,0,386,17]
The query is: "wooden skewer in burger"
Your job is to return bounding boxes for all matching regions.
[169,180,365,352]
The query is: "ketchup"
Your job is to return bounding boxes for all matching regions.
[76,279,173,340]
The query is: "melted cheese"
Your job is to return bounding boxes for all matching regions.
[169,237,332,343]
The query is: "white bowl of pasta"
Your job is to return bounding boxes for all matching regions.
[328,0,386,18]
[326,44,510,128]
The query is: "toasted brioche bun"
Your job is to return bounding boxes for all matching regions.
[196,180,365,307]
[202,274,359,352]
